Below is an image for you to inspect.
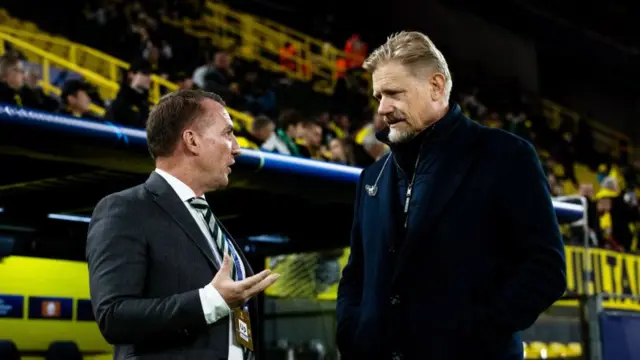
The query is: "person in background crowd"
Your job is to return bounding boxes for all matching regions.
[328,138,356,166]
[296,120,325,159]
[202,50,236,99]
[105,60,152,127]
[0,54,42,109]
[58,79,101,120]
[272,109,305,156]
[171,71,195,90]
[356,113,388,162]
[23,64,59,112]
[337,31,565,360]
[236,115,276,149]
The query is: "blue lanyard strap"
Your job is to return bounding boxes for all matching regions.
[226,237,249,311]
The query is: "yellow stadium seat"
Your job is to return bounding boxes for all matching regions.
[547,342,568,358]
[566,342,583,356]
[527,341,549,359]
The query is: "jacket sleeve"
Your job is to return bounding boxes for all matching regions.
[336,170,366,356]
[86,194,206,344]
[463,140,567,335]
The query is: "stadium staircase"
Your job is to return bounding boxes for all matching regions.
[162,1,356,95]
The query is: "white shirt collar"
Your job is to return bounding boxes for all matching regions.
[154,168,202,202]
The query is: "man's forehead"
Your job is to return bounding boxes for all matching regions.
[220,107,233,125]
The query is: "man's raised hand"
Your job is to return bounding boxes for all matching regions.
[211,254,280,308]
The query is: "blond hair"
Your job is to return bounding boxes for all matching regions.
[363,31,452,102]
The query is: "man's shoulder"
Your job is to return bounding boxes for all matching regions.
[92,182,151,219]
[476,124,536,162]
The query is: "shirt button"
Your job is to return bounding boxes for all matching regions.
[390,295,400,305]
[389,246,396,253]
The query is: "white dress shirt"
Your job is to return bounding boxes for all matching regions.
[154,168,245,360]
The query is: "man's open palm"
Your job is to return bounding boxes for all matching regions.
[212,254,280,308]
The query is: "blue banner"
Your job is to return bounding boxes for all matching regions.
[0,294,24,318]
[600,312,640,360]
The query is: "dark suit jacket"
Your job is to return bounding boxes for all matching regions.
[87,172,258,360]
[336,104,566,360]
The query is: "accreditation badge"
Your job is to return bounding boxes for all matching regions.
[233,307,254,351]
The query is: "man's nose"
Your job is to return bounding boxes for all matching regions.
[231,136,241,156]
[377,98,394,116]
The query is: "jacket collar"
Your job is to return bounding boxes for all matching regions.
[144,172,218,268]
[375,103,462,175]
[375,102,462,149]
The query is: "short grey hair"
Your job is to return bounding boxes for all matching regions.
[363,31,453,102]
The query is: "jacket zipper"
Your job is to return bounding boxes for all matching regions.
[403,153,421,228]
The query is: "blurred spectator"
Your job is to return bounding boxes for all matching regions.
[201,50,236,99]
[344,34,367,69]
[105,60,152,127]
[58,80,100,120]
[170,72,195,90]
[596,188,625,251]
[0,54,41,109]
[268,109,305,156]
[352,114,388,165]
[23,64,59,112]
[279,42,297,72]
[192,55,214,89]
[547,173,564,197]
[297,120,325,159]
[142,41,172,78]
[328,138,356,166]
[236,115,275,149]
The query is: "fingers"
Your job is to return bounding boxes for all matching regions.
[218,254,231,274]
[237,269,272,289]
[243,273,280,299]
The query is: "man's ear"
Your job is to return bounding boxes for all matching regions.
[182,129,200,154]
[429,72,446,102]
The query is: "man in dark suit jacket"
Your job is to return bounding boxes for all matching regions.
[87,90,279,359]
[336,32,566,360]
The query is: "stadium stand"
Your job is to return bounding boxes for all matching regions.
[0,1,639,358]
[1,0,637,254]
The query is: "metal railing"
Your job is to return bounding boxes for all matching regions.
[0,32,113,114]
[0,29,253,127]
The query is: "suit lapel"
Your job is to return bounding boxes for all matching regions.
[392,118,480,283]
[144,172,218,268]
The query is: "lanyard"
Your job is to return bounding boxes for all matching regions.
[224,232,250,310]
[228,239,244,281]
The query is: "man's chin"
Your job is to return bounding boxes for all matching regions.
[210,176,230,192]
[388,127,417,143]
